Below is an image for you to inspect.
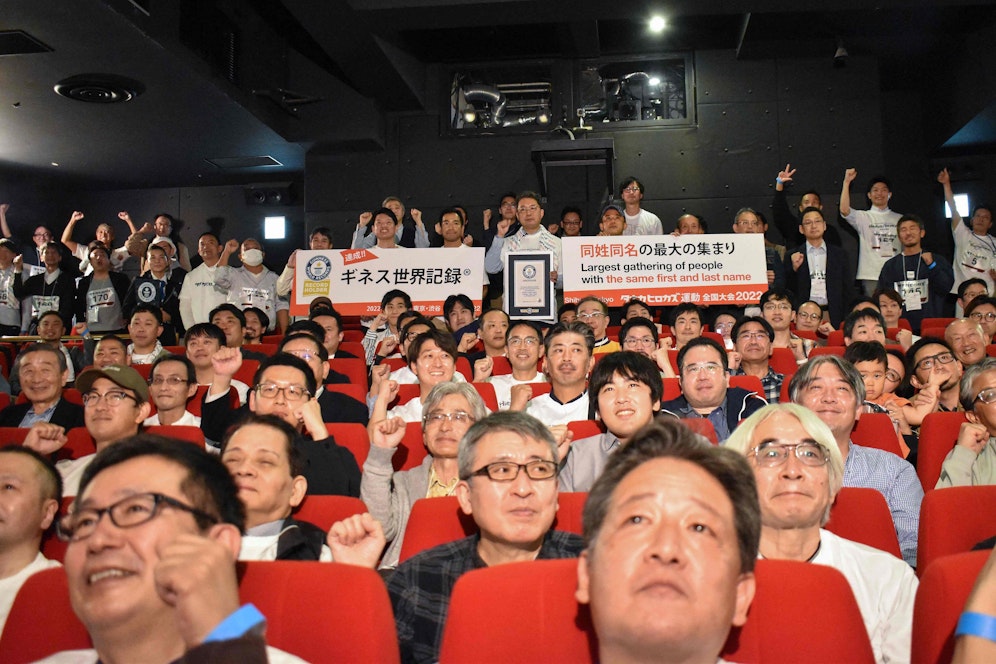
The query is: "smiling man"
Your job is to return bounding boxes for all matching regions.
[727,404,917,663]
[598,203,627,237]
[788,355,923,566]
[485,191,563,290]
[0,344,83,429]
[476,320,546,410]
[728,316,784,403]
[576,419,759,664]
[938,357,996,488]
[52,435,305,662]
[386,411,583,664]
[143,354,200,427]
[521,321,594,424]
[370,329,460,425]
[577,296,620,355]
[559,351,662,492]
[946,318,989,368]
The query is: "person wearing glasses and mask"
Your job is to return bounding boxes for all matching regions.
[23,365,151,496]
[938,357,996,488]
[661,337,766,442]
[201,349,360,496]
[384,411,583,664]
[361,383,488,569]
[726,404,917,663]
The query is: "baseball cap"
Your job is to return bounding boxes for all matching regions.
[75,364,149,403]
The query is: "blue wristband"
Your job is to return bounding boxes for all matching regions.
[955,612,996,642]
[775,177,783,185]
[928,261,937,269]
[204,604,266,643]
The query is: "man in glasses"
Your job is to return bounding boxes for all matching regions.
[24,364,151,496]
[475,321,546,410]
[618,317,676,378]
[202,350,360,496]
[386,411,582,664]
[728,316,784,403]
[785,207,854,328]
[577,296,620,355]
[938,357,996,487]
[485,191,563,291]
[618,177,664,236]
[277,332,367,425]
[733,208,785,290]
[726,404,917,663]
[965,295,996,343]
[760,289,813,361]
[662,337,766,442]
[789,355,922,566]
[362,382,488,568]
[53,435,305,661]
[143,354,200,427]
[908,337,963,414]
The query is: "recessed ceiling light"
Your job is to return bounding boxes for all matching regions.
[51,162,59,167]
[649,16,666,33]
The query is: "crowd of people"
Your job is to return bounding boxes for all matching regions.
[0,166,994,663]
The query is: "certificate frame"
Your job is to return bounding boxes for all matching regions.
[504,250,555,322]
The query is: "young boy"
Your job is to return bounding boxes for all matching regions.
[127,304,166,364]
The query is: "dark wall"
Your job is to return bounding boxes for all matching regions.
[305,49,904,282]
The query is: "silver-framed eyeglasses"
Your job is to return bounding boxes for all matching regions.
[424,411,474,426]
[750,442,829,468]
[683,362,724,375]
[577,311,605,320]
[57,492,218,542]
[469,460,558,482]
[974,387,996,406]
[623,336,657,347]
[149,375,189,387]
[81,391,137,408]
[507,336,539,347]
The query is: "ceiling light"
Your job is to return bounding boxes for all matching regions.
[463,108,477,124]
[649,16,666,33]
[648,77,661,86]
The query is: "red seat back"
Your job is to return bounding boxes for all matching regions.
[824,487,902,558]
[469,382,499,412]
[917,485,996,577]
[329,357,369,391]
[850,412,904,457]
[292,495,368,532]
[0,567,91,661]
[144,425,205,448]
[325,423,371,468]
[912,550,990,664]
[918,412,967,491]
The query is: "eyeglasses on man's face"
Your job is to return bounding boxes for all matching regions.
[750,442,829,468]
[254,383,311,401]
[57,492,218,542]
[469,459,558,482]
[81,390,138,408]
[914,352,955,372]
[970,311,996,322]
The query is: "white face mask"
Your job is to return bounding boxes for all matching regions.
[242,248,264,267]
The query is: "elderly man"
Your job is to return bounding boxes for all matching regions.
[577,296,620,355]
[946,318,989,368]
[386,411,582,663]
[0,447,62,635]
[788,355,923,566]
[520,321,594,424]
[215,238,289,333]
[728,316,784,403]
[203,350,361,496]
[51,435,305,661]
[362,382,488,568]
[560,351,662,492]
[24,364,151,495]
[576,419,759,664]
[0,344,83,429]
[727,404,917,663]
[733,207,785,290]
[475,320,546,410]
[661,337,766,441]
[938,357,996,487]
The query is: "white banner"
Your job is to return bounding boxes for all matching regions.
[563,234,768,307]
[291,248,485,316]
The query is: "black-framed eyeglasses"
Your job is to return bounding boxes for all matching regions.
[57,492,219,542]
[914,352,956,372]
[970,312,996,322]
[750,442,829,468]
[469,460,558,482]
[254,383,311,401]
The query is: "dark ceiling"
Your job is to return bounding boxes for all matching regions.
[1,0,994,189]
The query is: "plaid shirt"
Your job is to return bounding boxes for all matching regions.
[732,366,785,403]
[387,531,583,664]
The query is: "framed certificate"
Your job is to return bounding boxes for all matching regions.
[504,251,555,322]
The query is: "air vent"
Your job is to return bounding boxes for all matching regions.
[206,156,283,169]
[0,30,53,56]
[54,74,145,103]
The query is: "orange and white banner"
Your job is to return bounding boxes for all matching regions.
[291,248,485,316]
[562,234,768,307]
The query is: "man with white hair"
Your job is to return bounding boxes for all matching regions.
[727,403,917,663]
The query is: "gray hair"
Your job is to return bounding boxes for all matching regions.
[725,404,844,525]
[422,382,489,424]
[960,357,996,412]
[457,411,557,481]
[788,354,865,404]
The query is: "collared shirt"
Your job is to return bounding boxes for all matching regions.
[387,531,583,664]
[843,442,923,567]
[806,240,829,303]
[676,397,730,441]
[731,366,784,403]
[19,401,58,428]
[485,226,563,288]
[425,465,459,498]
[559,432,620,492]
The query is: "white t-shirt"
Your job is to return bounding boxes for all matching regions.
[623,209,664,236]
[144,411,202,427]
[386,396,424,423]
[39,646,306,663]
[526,391,589,425]
[487,373,546,410]
[0,553,61,635]
[812,529,917,664]
[951,221,996,294]
[842,207,902,281]
[57,454,95,497]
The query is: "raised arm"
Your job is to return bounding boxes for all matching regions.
[61,210,85,254]
[938,168,963,233]
[0,203,11,239]
[839,168,857,218]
